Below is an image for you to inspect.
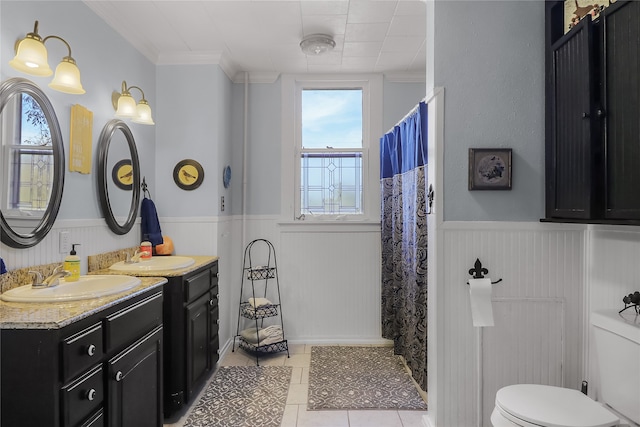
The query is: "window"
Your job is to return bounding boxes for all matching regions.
[1,93,54,216]
[281,75,382,222]
[301,89,363,215]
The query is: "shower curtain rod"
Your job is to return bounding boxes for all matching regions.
[385,96,427,135]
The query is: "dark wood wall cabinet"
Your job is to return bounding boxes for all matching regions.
[163,260,219,420]
[545,0,640,223]
[1,289,164,427]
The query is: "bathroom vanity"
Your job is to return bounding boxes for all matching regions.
[93,255,220,420]
[0,276,167,427]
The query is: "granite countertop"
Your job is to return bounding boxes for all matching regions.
[0,276,167,330]
[89,255,218,277]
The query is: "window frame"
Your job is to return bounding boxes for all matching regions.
[281,74,382,223]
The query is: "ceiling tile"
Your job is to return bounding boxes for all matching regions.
[302,15,348,36]
[344,23,389,42]
[83,0,426,77]
[301,1,349,15]
[388,15,427,37]
[347,0,397,24]
[343,41,384,57]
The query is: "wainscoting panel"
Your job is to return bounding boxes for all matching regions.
[482,299,564,427]
[278,228,383,342]
[1,219,139,272]
[441,223,584,427]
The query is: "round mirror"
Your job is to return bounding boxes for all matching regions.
[0,77,65,248]
[97,119,140,235]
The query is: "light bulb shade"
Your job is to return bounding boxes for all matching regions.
[48,58,85,94]
[9,37,53,76]
[132,101,155,125]
[115,94,137,118]
[300,34,336,56]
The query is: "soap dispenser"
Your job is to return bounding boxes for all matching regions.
[64,244,81,282]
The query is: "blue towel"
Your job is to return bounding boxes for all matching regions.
[0,257,6,274]
[140,197,163,246]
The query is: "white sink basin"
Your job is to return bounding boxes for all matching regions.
[0,275,142,303]
[109,256,195,272]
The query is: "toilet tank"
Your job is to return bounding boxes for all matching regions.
[591,310,640,425]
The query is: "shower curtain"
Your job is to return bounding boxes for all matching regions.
[380,101,428,391]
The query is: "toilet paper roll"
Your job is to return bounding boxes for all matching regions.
[468,278,494,327]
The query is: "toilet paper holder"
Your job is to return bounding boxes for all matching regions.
[467,258,502,285]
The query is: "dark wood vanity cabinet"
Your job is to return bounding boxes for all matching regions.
[163,260,219,419]
[0,289,163,427]
[545,0,640,222]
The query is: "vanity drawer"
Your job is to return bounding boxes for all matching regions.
[185,269,211,303]
[61,323,104,383]
[61,365,103,427]
[105,292,162,353]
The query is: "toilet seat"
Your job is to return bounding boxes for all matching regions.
[495,384,620,427]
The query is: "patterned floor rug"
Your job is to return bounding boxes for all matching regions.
[308,346,427,411]
[183,366,292,427]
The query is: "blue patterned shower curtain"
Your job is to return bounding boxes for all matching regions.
[380,101,428,392]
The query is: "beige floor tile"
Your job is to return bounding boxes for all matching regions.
[286,382,309,405]
[288,343,306,354]
[398,410,430,427]
[284,352,311,367]
[301,366,310,384]
[296,405,349,427]
[220,351,251,366]
[280,404,299,427]
[290,366,303,384]
[348,410,403,427]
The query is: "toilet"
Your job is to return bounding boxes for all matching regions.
[491,309,640,427]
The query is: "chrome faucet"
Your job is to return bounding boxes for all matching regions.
[30,265,71,288]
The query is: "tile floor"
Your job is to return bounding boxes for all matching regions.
[165,343,428,427]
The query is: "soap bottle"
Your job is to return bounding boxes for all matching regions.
[64,244,81,282]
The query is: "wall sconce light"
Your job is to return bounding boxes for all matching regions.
[112,81,155,126]
[9,20,85,95]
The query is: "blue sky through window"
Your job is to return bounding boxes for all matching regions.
[301,89,362,149]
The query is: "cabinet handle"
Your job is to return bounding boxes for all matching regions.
[115,371,123,382]
[216,319,220,325]
[209,299,215,306]
[582,112,590,119]
[87,344,96,356]
[87,389,96,401]
[215,273,219,278]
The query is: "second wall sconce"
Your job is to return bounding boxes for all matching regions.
[9,20,85,95]
[112,80,155,126]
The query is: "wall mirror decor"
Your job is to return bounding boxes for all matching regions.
[0,77,65,248]
[97,119,140,234]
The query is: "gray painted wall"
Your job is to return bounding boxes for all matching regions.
[154,64,232,218]
[434,1,545,221]
[1,0,156,221]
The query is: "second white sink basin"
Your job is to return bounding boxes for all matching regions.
[0,275,142,303]
[109,256,195,272]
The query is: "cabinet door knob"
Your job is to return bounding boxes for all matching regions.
[87,344,96,356]
[582,112,590,119]
[87,388,97,401]
[209,299,215,306]
[115,371,123,382]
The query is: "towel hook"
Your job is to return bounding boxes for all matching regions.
[426,184,434,214]
[141,176,151,198]
[467,258,502,285]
